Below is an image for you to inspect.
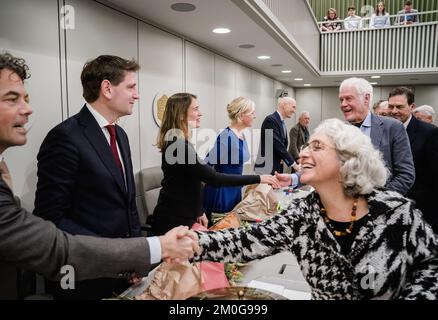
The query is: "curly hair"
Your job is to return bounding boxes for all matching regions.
[314,118,389,197]
[0,52,30,80]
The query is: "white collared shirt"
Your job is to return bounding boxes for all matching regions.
[86,103,126,176]
[403,115,413,129]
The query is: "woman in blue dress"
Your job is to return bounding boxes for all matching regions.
[203,97,256,223]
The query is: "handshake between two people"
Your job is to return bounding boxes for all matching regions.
[159,226,201,264]
[259,171,298,189]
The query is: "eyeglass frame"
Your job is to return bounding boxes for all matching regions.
[299,139,336,153]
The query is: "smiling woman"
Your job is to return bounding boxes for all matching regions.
[192,118,438,300]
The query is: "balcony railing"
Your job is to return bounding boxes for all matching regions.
[320,21,438,73]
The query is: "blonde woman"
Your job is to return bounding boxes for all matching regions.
[203,97,256,223]
[151,93,277,236]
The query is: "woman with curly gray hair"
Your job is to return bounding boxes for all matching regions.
[191,118,438,299]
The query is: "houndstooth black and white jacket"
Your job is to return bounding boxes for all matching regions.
[196,189,438,299]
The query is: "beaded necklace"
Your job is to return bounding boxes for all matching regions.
[321,197,358,237]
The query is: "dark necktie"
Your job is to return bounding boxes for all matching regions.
[105,125,124,175]
[0,160,14,191]
[281,120,287,138]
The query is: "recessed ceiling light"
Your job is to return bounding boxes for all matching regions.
[239,44,255,49]
[281,70,292,73]
[371,76,381,79]
[370,82,378,85]
[271,64,283,67]
[294,78,303,81]
[257,55,271,60]
[213,28,231,34]
[303,84,312,87]
[170,3,196,12]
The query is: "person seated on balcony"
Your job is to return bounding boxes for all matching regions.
[321,8,342,32]
[395,0,420,25]
[369,1,391,28]
[413,105,436,125]
[343,5,362,30]
[190,118,438,300]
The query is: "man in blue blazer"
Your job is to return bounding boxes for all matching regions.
[339,78,415,196]
[389,87,438,232]
[34,55,142,299]
[255,97,300,174]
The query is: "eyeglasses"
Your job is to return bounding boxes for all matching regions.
[300,140,336,153]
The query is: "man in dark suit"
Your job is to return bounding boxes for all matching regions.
[34,55,145,299]
[288,111,310,161]
[255,97,300,175]
[339,78,415,196]
[0,52,198,299]
[388,87,438,232]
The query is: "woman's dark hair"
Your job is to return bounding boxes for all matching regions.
[157,93,197,152]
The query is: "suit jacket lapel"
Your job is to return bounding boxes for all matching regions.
[78,106,126,194]
[370,114,384,149]
[406,116,417,145]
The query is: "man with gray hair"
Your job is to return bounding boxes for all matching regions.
[288,111,310,162]
[372,100,390,116]
[338,77,415,195]
[413,105,435,125]
[255,97,300,175]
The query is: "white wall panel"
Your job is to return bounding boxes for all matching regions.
[321,87,343,126]
[249,73,275,162]
[214,55,236,131]
[235,64,253,101]
[138,22,183,169]
[185,42,215,158]
[296,88,323,134]
[0,0,62,209]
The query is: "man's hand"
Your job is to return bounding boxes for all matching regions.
[274,171,292,188]
[159,226,200,263]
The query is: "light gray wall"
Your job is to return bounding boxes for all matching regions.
[1,0,289,213]
[0,0,62,210]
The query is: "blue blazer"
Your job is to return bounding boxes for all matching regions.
[255,112,295,174]
[406,116,438,231]
[370,113,415,196]
[34,105,141,238]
